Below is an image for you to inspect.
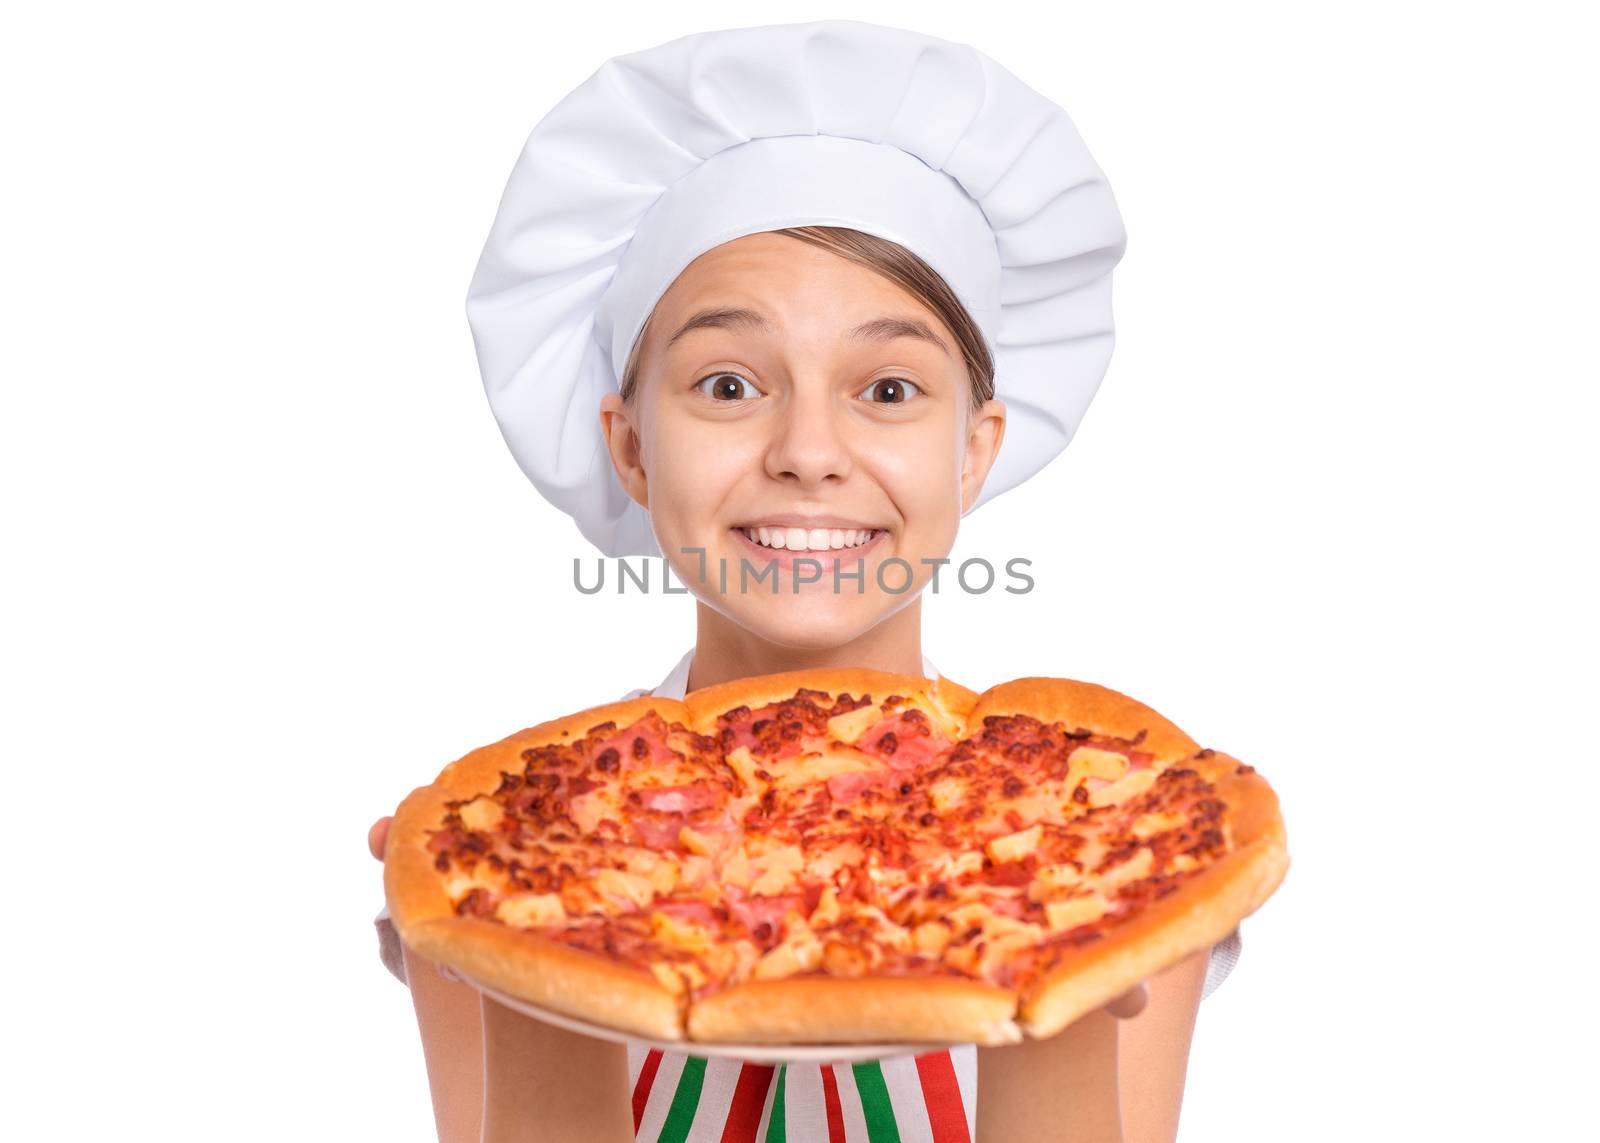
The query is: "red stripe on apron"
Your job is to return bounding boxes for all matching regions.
[915,1051,971,1143]
[719,1063,777,1143]
[632,1048,664,1133]
[820,1064,847,1142]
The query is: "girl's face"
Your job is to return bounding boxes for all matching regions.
[600,231,1006,651]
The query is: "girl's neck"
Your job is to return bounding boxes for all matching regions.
[687,598,925,692]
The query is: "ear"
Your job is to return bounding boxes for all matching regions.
[960,397,1007,514]
[598,391,649,509]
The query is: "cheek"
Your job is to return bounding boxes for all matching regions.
[643,419,761,542]
[864,422,965,543]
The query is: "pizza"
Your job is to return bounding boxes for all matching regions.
[383,668,1288,1045]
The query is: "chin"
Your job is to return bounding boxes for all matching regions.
[720,597,882,653]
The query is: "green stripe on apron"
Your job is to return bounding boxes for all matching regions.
[658,1056,707,1143]
[763,1065,787,1143]
[851,1062,902,1143]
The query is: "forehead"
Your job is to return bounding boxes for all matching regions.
[650,231,946,334]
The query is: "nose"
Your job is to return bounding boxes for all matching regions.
[763,381,853,489]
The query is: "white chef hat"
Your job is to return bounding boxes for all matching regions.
[466,19,1126,557]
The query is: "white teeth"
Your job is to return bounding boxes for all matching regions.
[740,526,877,552]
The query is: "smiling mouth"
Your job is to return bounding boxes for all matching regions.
[733,526,882,553]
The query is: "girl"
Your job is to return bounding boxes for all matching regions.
[371,20,1240,1142]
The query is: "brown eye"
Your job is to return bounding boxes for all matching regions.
[695,372,761,401]
[858,377,922,404]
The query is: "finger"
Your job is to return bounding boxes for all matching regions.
[368,816,392,861]
[1103,982,1148,1019]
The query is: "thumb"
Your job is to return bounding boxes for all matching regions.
[1103,983,1148,1019]
[368,816,392,861]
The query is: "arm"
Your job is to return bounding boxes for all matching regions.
[400,943,485,1143]
[1115,948,1208,1143]
[976,1008,1124,1142]
[479,999,634,1143]
[376,815,633,1142]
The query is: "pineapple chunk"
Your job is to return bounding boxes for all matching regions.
[1067,746,1129,784]
[718,847,753,889]
[928,777,965,813]
[1027,863,1085,901]
[753,932,823,980]
[494,892,566,928]
[678,826,716,856]
[651,911,713,954]
[1131,810,1187,840]
[772,747,879,790]
[458,797,504,832]
[976,927,1045,978]
[1088,767,1158,807]
[749,844,804,896]
[914,920,953,955]
[807,842,864,880]
[809,884,841,928]
[929,849,985,882]
[595,868,656,910]
[826,704,886,744]
[1044,892,1112,932]
[725,745,767,795]
[645,860,680,895]
[567,792,608,835]
[985,824,1042,865]
[1099,847,1154,889]
[650,963,687,995]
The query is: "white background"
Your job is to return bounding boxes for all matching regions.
[3,2,1595,1140]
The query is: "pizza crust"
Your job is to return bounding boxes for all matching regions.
[405,917,685,1041]
[969,677,1201,764]
[683,667,978,741]
[686,975,1022,1046]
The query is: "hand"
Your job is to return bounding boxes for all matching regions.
[368,815,392,861]
[1101,982,1147,1019]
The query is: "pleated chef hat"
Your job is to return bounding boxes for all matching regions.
[466,19,1126,557]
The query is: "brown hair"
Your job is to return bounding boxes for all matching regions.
[617,225,995,409]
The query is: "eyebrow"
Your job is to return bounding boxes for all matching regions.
[665,307,952,357]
